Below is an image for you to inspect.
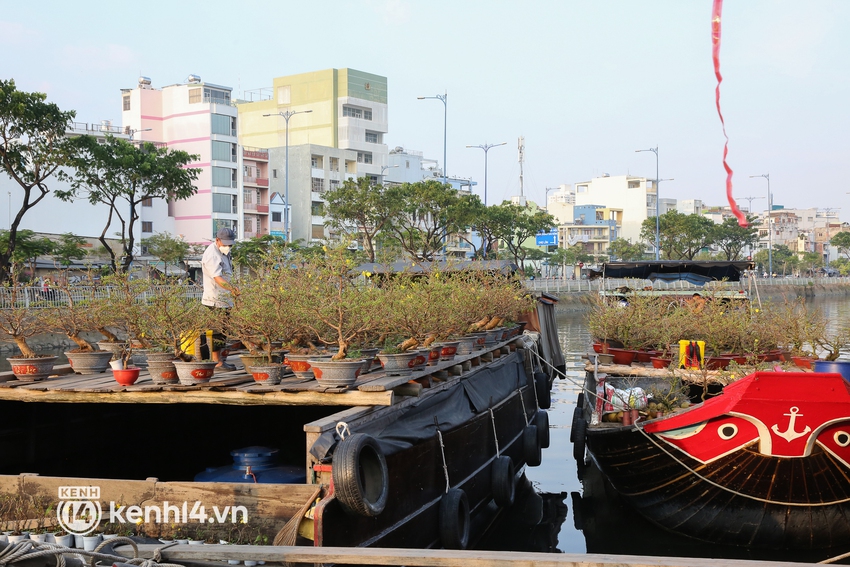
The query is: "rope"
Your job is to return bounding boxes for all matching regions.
[518,387,529,427]
[633,423,850,507]
[820,549,850,564]
[335,421,350,440]
[489,408,500,458]
[528,346,609,407]
[0,538,183,567]
[436,428,450,494]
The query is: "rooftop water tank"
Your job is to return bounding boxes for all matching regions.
[194,446,302,484]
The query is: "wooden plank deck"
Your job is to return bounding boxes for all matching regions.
[0,339,518,407]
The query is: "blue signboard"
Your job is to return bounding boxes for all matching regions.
[535,231,558,247]
[270,231,285,239]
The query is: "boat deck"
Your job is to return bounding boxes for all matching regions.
[0,339,521,407]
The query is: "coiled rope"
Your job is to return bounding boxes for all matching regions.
[0,537,184,567]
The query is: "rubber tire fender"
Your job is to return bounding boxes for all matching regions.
[535,410,550,449]
[573,417,587,464]
[570,405,582,443]
[524,424,542,467]
[491,455,515,507]
[534,371,551,409]
[439,488,470,550]
[332,433,389,517]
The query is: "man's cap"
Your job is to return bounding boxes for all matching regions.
[216,227,236,245]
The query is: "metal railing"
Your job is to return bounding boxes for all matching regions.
[0,286,203,310]
[521,275,850,294]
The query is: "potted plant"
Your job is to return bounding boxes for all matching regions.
[292,246,383,387]
[0,272,57,381]
[44,275,114,374]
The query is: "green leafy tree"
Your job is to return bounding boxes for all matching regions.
[606,238,646,261]
[640,211,715,260]
[0,79,76,282]
[801,251,823,274]
[489,202,555,270]
[57,136,200,274]
[230,235,289,271]
[52,233,87,268]
[0,229,54,274]
[710,216,759,260]
[323,177,399,262]
[142,232,190,276]
[753,244,796,275]
[830,231,850,260]
[383,180,474,262]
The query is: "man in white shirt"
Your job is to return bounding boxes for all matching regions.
[201,227,238,370]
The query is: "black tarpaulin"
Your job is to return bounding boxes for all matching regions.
[310,352,527,461]
[588,261,752,283]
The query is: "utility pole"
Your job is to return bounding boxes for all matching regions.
[517,136,525,205]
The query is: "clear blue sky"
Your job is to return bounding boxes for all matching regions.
[3,0,849,220]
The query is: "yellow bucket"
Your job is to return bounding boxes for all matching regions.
[678,340,705,370]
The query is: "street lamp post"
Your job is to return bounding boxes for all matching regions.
[465,142,507,206]
[263,109,313,243]
[127,127,152,141]
[750,173,771,277]
[636,146,660,260]
[417,92,447,185]
[380,164,398,185]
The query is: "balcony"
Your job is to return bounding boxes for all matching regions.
[257,178,269,187]
[257,205,269,213]
[243,148,269,161]
[243,176,269,187]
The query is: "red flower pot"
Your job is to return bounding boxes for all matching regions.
[705,356,732,370]
[650,357,671,369]
[634,350,653,363]
[791,356,817,370]
[608,348,635,366]
[112,367,140,386]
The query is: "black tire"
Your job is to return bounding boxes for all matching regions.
[524,424,542,467]
[570,405,581,443]
[439,488,470,550]
[332,433,389,517]
[491,455,515,507]
[534,371,551,409]
[572,417,587,464]
[536,410,550,449]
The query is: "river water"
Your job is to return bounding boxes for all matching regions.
[3,297,850,561]
[479,296,850,563]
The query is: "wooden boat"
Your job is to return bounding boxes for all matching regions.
[573,368,850,551]
[0,296,561,551]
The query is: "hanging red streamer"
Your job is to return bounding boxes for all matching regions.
[712,0,748,227]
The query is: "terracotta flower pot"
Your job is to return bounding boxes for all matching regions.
[249,364,282,385]
[309,359,364,387]
[173,360,217,385]
[633,350,653,364]
[608,348,635,366]
[791,355,817,370]
[650,356,671,369]
[7,356,58,382]
[112,366,140,386]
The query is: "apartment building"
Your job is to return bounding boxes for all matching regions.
[120,75,239,244]
[240,148,270,239]
[558,204,622,259]
[573,175,657,244]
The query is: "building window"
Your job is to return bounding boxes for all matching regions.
[628,181,641,189]
[211,114,234,136]
[343,106,362,119]
[212,166,236,188]
[189,88,201,104]
[204,88,231,104]
[364,109,372,120]
[357,152,373,164]
[272,212,281,222]
[311,155,323,168]
[272,169,278,178]
[311,201,324,216]
[243,190,253,204]
[365,131,378,144]
[142,221,153,233]
[329,158,339,172]
[123,96,130,111]
[312,177,324,193]
[142,198,153,207]
[312,224,325,239]
[213,193,234,213]
[244,217,253,233]
[329,179,340,191]
[212,141,235,162]
[406,160,410,169]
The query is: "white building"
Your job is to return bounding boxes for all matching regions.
[573,174,657,244]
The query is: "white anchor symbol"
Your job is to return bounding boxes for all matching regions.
[771,406,811,442]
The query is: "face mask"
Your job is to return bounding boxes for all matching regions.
[218,245,232,255]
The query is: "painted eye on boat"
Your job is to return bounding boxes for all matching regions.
[718,424,738,440]
[835,431,850,448]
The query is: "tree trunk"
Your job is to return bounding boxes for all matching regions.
[13,336,37,358]
[69,333,94,351]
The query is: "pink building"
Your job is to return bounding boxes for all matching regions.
[121,76,239,245]
[241,148,270,238]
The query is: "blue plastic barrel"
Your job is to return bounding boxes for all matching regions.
[812,359,850,381]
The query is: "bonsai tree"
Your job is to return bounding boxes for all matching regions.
[43,272,104,352]
[138,277,214,360]
[97,272,152,365]
[0,270,50,358]
[291,245,384,360]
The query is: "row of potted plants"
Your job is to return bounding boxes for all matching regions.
[0,246,535,389]
[587,292,850,369]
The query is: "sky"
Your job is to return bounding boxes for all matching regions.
[2,0,850,223]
